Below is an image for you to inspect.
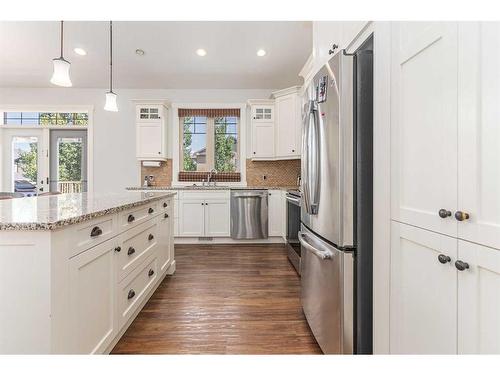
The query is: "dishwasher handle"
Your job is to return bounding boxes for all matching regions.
[232,193,266,198]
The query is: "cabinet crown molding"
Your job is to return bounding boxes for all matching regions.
[247,99,275,106]
[131,99,171,107]
[271,86,302,99]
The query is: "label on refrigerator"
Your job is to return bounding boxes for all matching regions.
[317,76,328,103]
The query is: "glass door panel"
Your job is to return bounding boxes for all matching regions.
[50,130,88,193]
[1,129,46,195]
[11,136,40,196]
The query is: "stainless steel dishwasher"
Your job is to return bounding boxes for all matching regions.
[230,189,268,239]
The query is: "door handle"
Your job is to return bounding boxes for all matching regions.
[302,100,320,215]
[298,232,332,260]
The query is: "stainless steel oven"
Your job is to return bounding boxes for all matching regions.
[285,190,301,275]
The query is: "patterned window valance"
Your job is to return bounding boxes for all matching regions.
[178,108,240,118]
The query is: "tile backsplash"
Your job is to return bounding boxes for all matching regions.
[139,158,301,188]
[246,159,301,187]
[140,160,172,187]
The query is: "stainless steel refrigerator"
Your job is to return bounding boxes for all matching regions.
[299,38,373,354]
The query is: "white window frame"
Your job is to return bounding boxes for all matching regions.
[172,103,247,187]
[0,105,94,193]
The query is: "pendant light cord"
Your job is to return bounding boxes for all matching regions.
[60,20,64,58]
[109,20,113,93]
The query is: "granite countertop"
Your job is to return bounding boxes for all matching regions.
[126,186,299,191]
[0,191,176,231]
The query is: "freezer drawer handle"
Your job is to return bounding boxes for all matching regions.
[298,232,332,260]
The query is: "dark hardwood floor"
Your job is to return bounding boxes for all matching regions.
[111,244,322,354]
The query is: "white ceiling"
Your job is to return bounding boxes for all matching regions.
[0,21,312,89]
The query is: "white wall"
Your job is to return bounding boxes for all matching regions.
[0,88,274,193]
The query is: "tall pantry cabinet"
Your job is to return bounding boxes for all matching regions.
[390,22,500,354]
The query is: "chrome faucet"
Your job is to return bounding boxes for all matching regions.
[208,169,217,186]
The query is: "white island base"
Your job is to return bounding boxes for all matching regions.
[0,192,176,354]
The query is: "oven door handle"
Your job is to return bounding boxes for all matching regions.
[285,195,301,206]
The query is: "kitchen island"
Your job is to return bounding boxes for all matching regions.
[0,191,176,354]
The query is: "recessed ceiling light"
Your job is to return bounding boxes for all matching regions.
[74,47,87,56]
[135,49,145,56]
[196,48,207,57]
[257,49,266,57]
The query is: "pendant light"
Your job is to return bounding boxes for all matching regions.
[50,21,72,87]
[104,21,118,112]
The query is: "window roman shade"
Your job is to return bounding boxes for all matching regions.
[178,108,240,117]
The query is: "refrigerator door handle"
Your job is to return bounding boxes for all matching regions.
[298,231,332,260]
[302,100,321,215]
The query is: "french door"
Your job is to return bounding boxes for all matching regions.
[1,128,88,195]
[49,130,88,193]
[1,129,48,194]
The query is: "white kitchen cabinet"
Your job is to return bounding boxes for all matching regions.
[311,21,370,77]
[391,22,458,237]
[204,199,230,237]
[457,23,500,250]
[268,190,284,237]
[134,100,170,160]
[273,87,301,159]
[179,199,205,237]
[68,238,117,354]
[390,221,457,354]
[157,210,173,274]
[458,240,500,354]
[248,100,275,159]
[251,122,275,158]
[178,193,230,238]
[136,123,164,159]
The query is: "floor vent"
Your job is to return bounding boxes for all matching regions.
[198,237,214,241]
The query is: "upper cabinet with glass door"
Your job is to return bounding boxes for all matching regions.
[133,100,171,160]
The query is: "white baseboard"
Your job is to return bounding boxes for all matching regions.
[174,236,285,245]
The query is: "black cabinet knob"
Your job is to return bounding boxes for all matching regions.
[455,211,470,221]
[148,233,154,241]
[163,202,168,208]
[114,246,121,252]
[455,260,470,271]
[328,44,339,55]
[127,289,136,300]
[438,254,451,264]
[127,214,135,223]
[90,226,103,237]
[438,209,452,218]
[148,269,155,277]
[127,247,136,256]
[253,151,256,154]
[164,213,169,218]
[292,149,295,153]
[148,207,154,214]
